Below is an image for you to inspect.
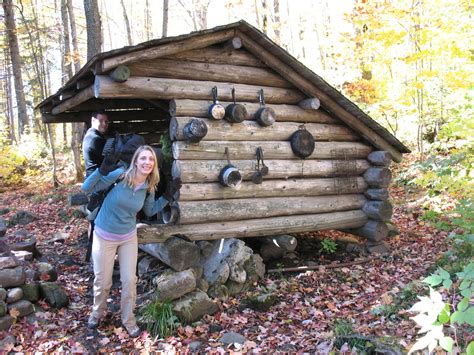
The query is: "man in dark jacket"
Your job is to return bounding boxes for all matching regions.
[83,110,109,177]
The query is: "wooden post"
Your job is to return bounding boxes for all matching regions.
[298,97,320,110]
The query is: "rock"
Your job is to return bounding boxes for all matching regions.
[0,288,6,301]
[10,211,36,225]
[21,283,40,302]
[0,300,6,317]
[10,235,41,257]
[153,269,196,302]
[0,267,26,288]
[0,315,13,331]
[196,240,214,258]
[172,290,218,323]
[6,288,23,303]
[0,334,15,351]
[191,266,203,279]
[37,263,58,282]
[220,332,246,345]
[196,278,209,293]
[137,255,162,276]
[39,282,69,308]
[209,323,223,333]
[52,232,69,243]
[0,219,6,238]
[188,341,202,352]
[243,253,265,287]
[387,223,400,237]
[226,280,245,296]
[259,235,297,252]
[207,284,229,299]
[226,240,253,283]
[8,300,34,317]
[346,243,366,254]
[0,209,9,215]
[259,243,285,261]
[241,293,278,312]
[0,256,19,270]
[366,242,390,254]
[25,268,40,281]
[140,237,201,271]
[11,250,33,261]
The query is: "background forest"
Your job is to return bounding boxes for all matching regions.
[0,0,473,352]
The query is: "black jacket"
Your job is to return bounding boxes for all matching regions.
[83,128,106,177]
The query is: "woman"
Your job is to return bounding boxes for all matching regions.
[82,145,169,337]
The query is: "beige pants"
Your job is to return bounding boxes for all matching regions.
[91,231,138,328]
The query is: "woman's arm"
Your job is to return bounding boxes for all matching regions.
[81,167,125,193]
[142,191,169,216]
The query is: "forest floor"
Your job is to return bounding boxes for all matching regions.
[0,173,449,352]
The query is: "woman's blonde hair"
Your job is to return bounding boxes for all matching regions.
[123,145,160,193]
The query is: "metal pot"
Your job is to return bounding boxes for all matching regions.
[290,126,315,159]
[225,87,248,123]
[255,89,276,127]
[208,86,225,120]
[218,147,242,189]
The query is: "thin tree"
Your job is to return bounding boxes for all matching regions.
[83,0,102,60]
[120,0,133,45]
[66,0,81,72]
[145,0,153,40]
[61,0,73,146]
[2,0,29,136]
[2,49,16,143]
[162,0,169,37]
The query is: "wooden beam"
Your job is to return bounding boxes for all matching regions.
[169,99,337,123]
[137,209,368,242]
[172,140,372,160]
[128,59,293,88]
[42,109,167,124]
[177,194,366,224]
[298,97,320,110]
[164,47,266,67]
[72,98,169,112]
[237,31,403,162]
[110,120,169,134]
[179,177,367,201]
[94,76,304,104]
[170,117,358,142]
[51,86,94,114]
[172,159,370,183]
[101,29,236,72]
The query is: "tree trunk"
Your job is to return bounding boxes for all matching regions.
[66,0,81,72]
[83,0,102,60]
[162,0,169,37]
[3,0,29,136]
[144,0,153,40]
[3,49,16,143]
[120,0,133,45]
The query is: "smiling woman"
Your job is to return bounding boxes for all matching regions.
[81,144,173,338]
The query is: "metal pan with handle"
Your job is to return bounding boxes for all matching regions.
[219,147,242,189]
[208,86,225,120]
[255,89,276,126]
[225,88,248,123]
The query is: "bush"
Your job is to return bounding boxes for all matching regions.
[137,299,179,339]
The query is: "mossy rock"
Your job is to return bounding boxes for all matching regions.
[39,282,69,308]
[241,293,277,312]
[21,283,40,302]
[0,300,6,317]
[207,284,229,300]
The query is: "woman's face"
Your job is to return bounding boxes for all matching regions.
[135,150,155,176]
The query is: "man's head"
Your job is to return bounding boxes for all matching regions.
[91,110,109,134]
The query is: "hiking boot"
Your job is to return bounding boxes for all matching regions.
[125,324,141,338]
[87,314,101,329]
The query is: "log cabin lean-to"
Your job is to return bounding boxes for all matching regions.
[37,20,410,245]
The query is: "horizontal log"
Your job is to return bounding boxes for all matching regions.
[170,117,358,142]
[42,109,168,124]
[137,209,368,242]
[237,31,403,162]
[172,159,370,183]
[129,59,293,88]
[169,99,338,123]
[109,64,131,82]
[110,120,169,134]
[51,86,94,114]
[164,47,266,67]
[180,177,367,201]
[101,28,236,72]
[298,97,320,110]
[364,167,392,188]
[71,98,169,112]
[94,76,304,104]
[367,151,392,166]
[346,220,388,242]
[364,188,389,201]
[172,141,372,160]
[178,194,366,224]
[141,132,170,144]
[362,201,393,221]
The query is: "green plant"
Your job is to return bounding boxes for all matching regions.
[159,131,173,165]
[408,263,474,354]
[137,299,179,339]
[333,319,374,352]
[320,238,337,254]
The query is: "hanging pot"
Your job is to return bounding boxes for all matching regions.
[251,148,263,184]
[290,125,315,158]
[208,86,225,120]
[258,146,269,176]
[162,201,180,225]
[225,88,248,123]
[255,89,276,127]
[218,147,242,189]
[183,118,208,143]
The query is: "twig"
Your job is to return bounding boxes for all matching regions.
[267,256,380,273]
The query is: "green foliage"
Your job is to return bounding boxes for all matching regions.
[371,283,420,320]
[408,262,474,354]
[333,319,375,352]
[159,131,173,165]
[319,238,338,254]
[137,299,179,339]
[0,142,28,186]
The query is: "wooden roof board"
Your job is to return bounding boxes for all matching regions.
[38,20,410,155]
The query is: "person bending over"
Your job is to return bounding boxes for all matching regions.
[81,144,172,337]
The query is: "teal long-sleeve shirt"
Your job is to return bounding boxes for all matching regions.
[82,168,169,235]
